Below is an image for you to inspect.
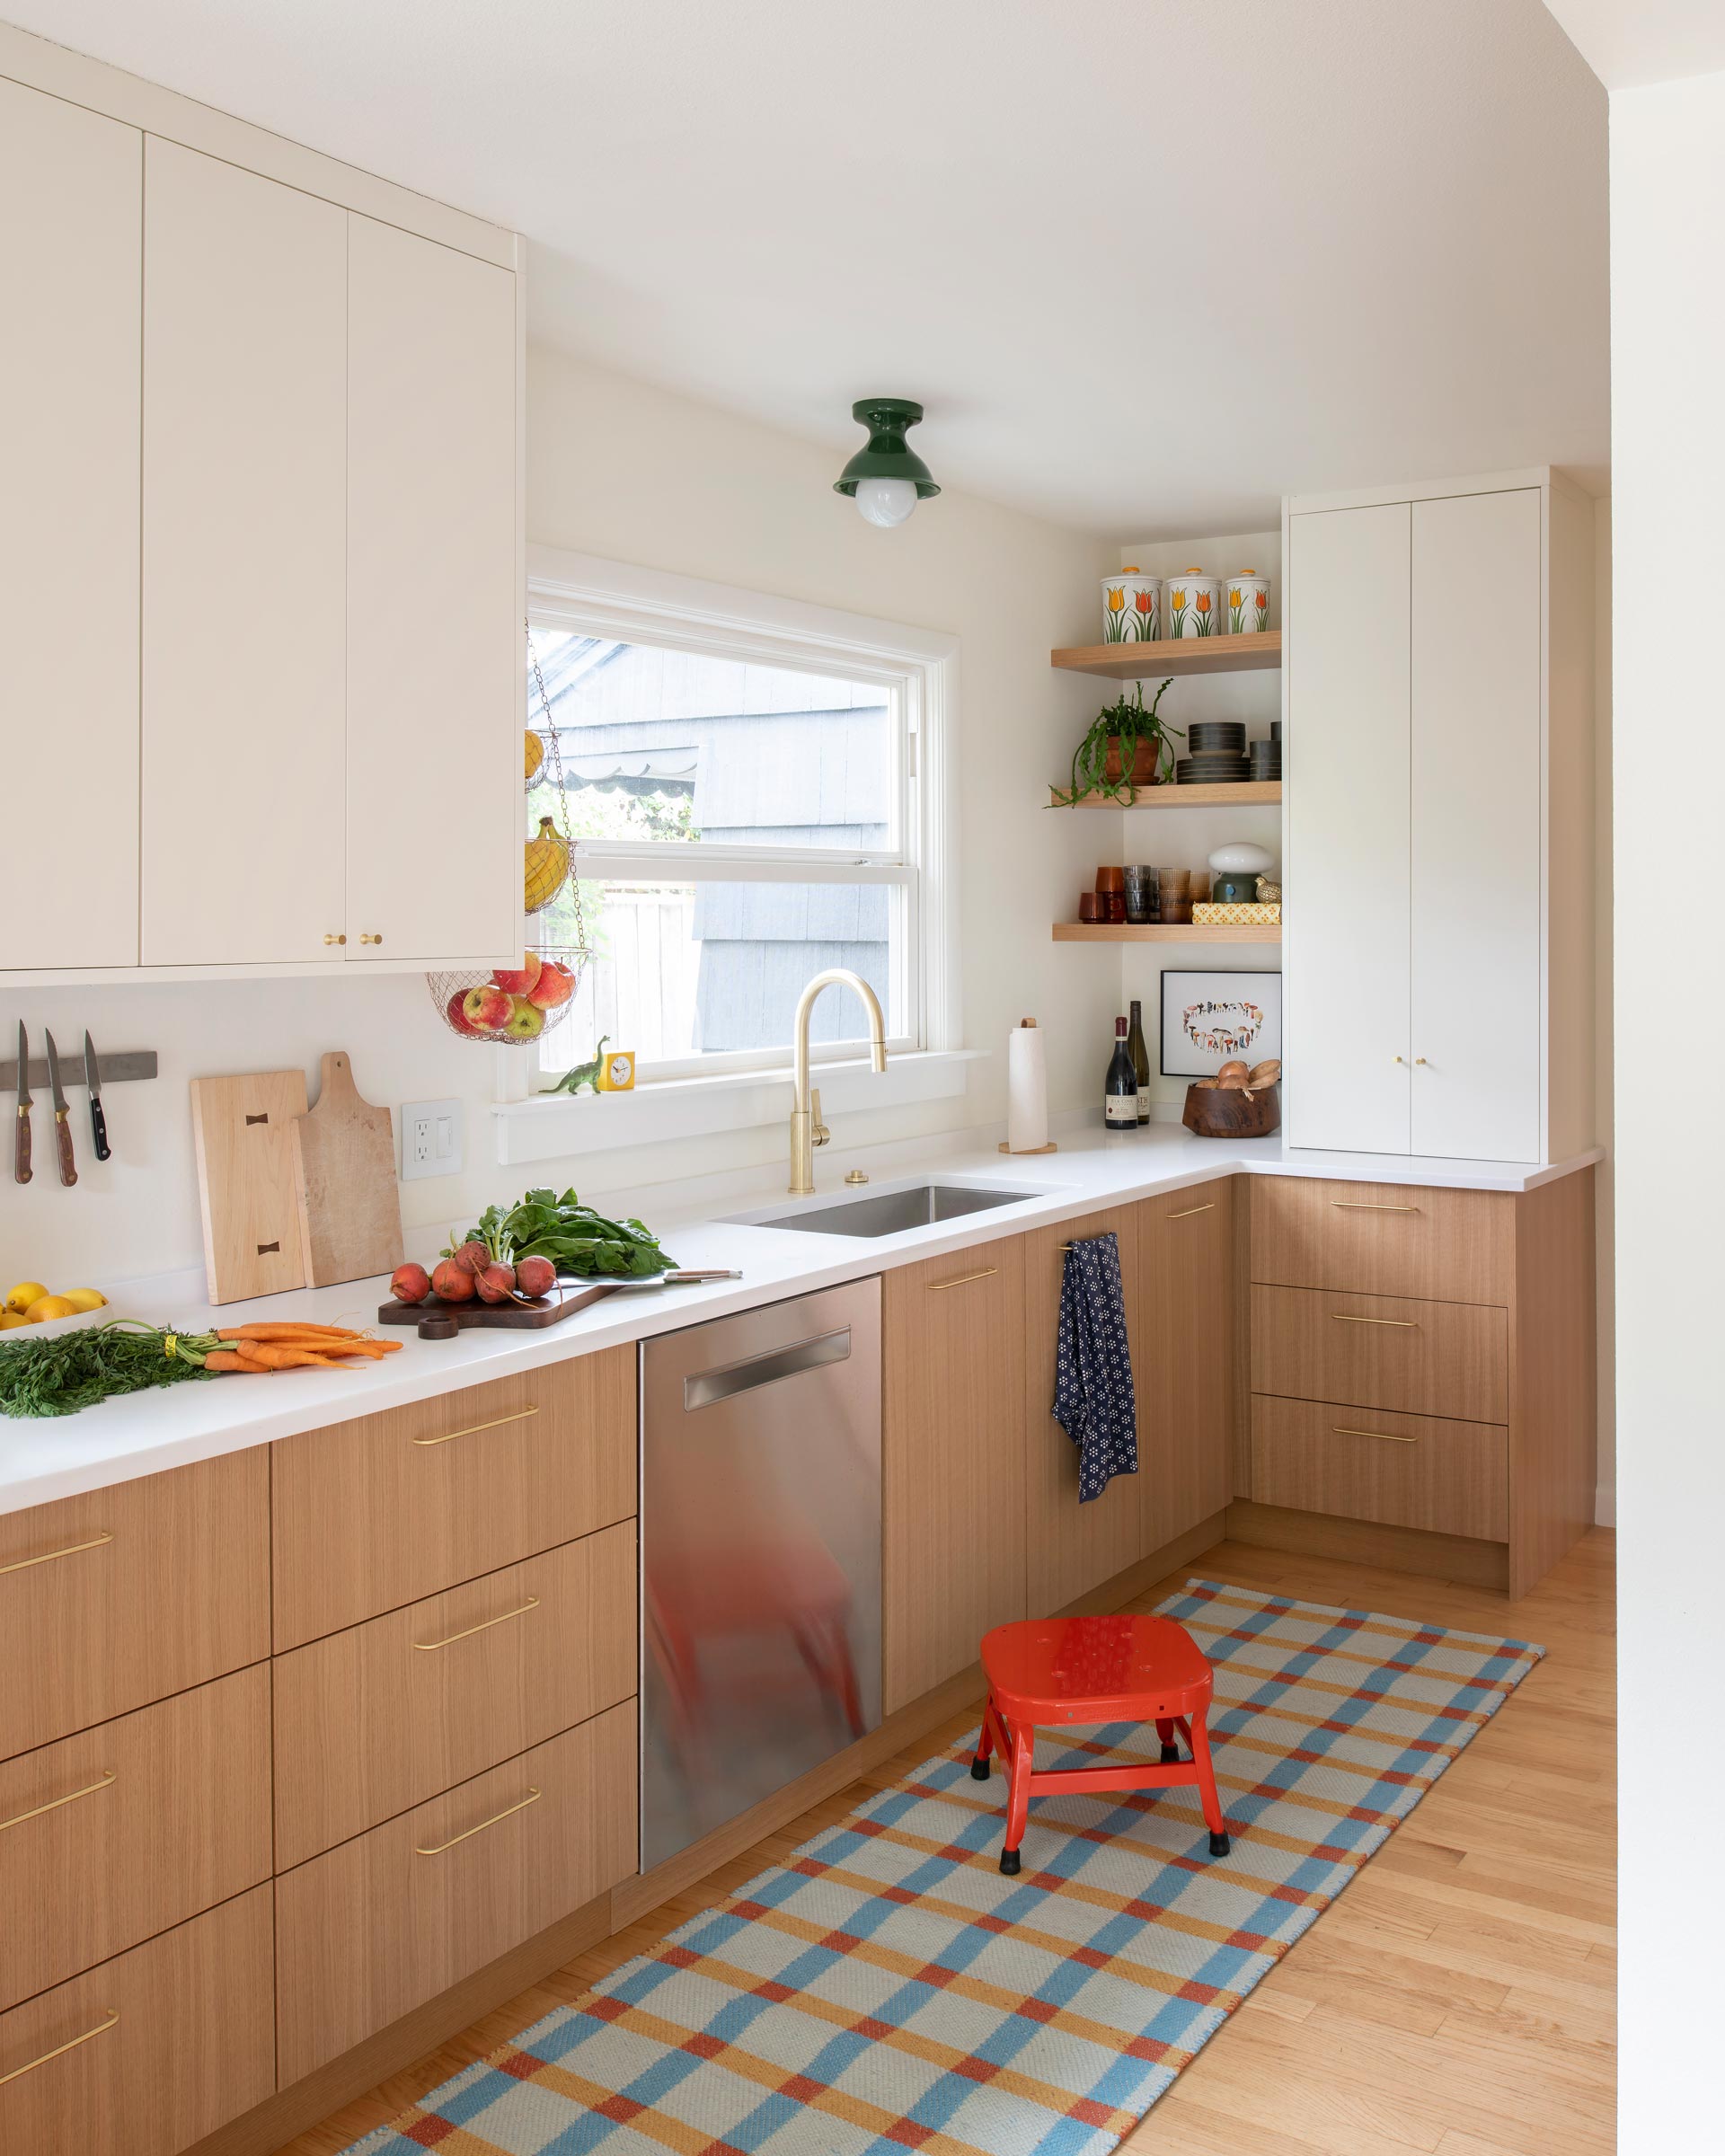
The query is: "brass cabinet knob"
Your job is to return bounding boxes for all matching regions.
[324,933,347,946]
[1413,1056,1428,1066]
[359,932,383,945]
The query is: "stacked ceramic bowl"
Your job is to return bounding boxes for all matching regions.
[1249,720,1282,782]
[1175,719,1250,785]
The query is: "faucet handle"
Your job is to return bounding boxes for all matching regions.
[810,1088,830,1147]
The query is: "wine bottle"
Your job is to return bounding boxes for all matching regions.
[1127,1000,1151,1124]
[1104,1016,1138,1129]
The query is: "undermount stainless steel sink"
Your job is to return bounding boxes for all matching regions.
[748,1183,1040,1238]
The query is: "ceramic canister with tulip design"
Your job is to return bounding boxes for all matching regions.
[1225,573,1270,635]
[1164,568,1221,639]
[1101,570,1161,642]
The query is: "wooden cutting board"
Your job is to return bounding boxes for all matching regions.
[291,1051,403,1288]
[189,1070,310,1303]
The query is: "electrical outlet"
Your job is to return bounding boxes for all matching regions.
[401,1098,464,1180]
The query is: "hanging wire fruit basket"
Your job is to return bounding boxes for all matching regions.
[426,626,594,1047]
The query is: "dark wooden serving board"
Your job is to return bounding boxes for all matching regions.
[376,1281,620,1333]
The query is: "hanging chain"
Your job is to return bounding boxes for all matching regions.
[528,623,588,973]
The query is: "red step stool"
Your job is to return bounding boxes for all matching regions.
[972,1612,1232,1875]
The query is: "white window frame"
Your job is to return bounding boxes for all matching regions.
[495,546,961,1115]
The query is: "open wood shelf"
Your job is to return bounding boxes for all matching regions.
[1053,923,1282,944]
[1051,631,1281,680]
[1048,780,1281,810]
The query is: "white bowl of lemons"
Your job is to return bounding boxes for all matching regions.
[0,1282,111,1346]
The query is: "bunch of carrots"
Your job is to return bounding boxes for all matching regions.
[204,1322,405,1374]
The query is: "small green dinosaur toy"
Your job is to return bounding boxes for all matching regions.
[544,1035,610,1096]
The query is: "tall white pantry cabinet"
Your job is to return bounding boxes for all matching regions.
[0,40,523,983]
[1282,469,1597,1165]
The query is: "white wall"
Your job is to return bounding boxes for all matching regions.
[1609,63,1725,2156]
[5,350,1116,1286]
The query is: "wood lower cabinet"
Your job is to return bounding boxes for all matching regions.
[272,1523,638,1869]
[1250,1395,1509,1542]
[1252,1282,1508,1425]
[0,1451,270,1762]
[883,1241,1028,1713]
[270,1353,636,1649]
[0,1667,271,2012]
[1250,1175,1514,1305]
[0,1887,274,2156]
[1137,1180,1236,1549]
[275,1703,639,2083]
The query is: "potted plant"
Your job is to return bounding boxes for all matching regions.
[1056,678,1184,804]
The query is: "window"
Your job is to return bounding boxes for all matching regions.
[522,554,955,1092]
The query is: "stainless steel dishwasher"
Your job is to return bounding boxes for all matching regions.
[641,1278,881,1870]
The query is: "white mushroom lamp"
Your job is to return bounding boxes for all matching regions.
[1208,841,1273,904]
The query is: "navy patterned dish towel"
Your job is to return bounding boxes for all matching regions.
[1052,1231,1138,1501]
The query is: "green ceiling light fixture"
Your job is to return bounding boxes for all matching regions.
[834,398,941,528]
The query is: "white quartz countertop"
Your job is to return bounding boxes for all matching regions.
[0,1124,1600,1517]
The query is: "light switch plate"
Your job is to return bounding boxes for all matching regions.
[401,1098,464,1180]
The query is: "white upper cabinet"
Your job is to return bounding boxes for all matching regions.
[0,35,521,984]
[345,217,518,964]
[1283,502,1412,1155]
[141,140,349,967]
[1285,471,1595,1166]
[0,78,141,972]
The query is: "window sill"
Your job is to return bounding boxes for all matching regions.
[490,1049,987,1167]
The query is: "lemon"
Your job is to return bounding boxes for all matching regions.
[5,1281,48,1314]
[24,1294,75,1322]
[0,1311,27,1330]
[61,1288,108,1312]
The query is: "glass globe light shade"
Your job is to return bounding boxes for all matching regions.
[854,476,919,528]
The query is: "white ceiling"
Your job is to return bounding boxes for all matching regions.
[1542,0,1725,89]
[5,1,1609,536]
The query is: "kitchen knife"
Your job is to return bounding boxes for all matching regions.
[43,1029,76,1187]
[84,1030,111,1162]
[13,1021,31,1186]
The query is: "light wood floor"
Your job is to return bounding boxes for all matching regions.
[281,1530,1615,2156]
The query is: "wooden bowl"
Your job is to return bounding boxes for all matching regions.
[1182,1079,1281,1139]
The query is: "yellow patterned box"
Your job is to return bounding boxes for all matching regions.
[1191,901,1281,926]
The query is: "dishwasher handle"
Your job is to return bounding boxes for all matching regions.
[684,1326,852,1410]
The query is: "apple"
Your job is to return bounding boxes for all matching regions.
[462,984,512,1033]
[391,1262,430,1306]
[493,953,543,997]
[429,1259,474,1303]
[515,1255,555,1299]
[527,959,575,1011]
[475,1260,517,1304]
[447,990,488,1039]
[504,995,545,1041]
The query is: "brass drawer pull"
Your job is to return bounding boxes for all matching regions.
[0,1768,116,1833]
[0,1530,113,1577]
[928,1267,997,1291]
[1166,1203,1216,1220]
[1331,1200,1420,1213]
[413,1595,540,1653]
[415,1785,541,1856]
[1332,1424,1419,1445]
[0,2008,119,2088]
[1331,1313,1417,1328]
[412,1404,538,1448]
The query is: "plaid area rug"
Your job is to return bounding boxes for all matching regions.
[345,1579,1543,2156]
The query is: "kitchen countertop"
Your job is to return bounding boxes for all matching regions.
[0,1124,1602,1518]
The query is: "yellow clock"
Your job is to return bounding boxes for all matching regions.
[597,1050,635,1092]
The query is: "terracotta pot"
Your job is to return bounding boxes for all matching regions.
[1102,735,1163,786]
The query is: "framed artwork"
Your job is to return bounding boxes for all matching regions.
[1160,970,1282,1077]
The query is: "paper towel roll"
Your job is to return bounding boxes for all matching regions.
[1005,1020,1048,1153]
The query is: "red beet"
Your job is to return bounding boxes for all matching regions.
[450,1239,491,1276]
[391,1262,431,1306]
[514,1254,555,1299]
[430,1259,475,1303]
[475,1260,517,1304]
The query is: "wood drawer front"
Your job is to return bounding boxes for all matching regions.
[0,1666,271,2013]
[1250,1394,1509,1542]
[0,1886,274,2156]
[271,1349,636,1649]
[1250,1176,1513,1305]
[0,1451,270,1762]
[1252,1284,1508,1425]
[273,1521,638,1869]
[276,1701,637,2083]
